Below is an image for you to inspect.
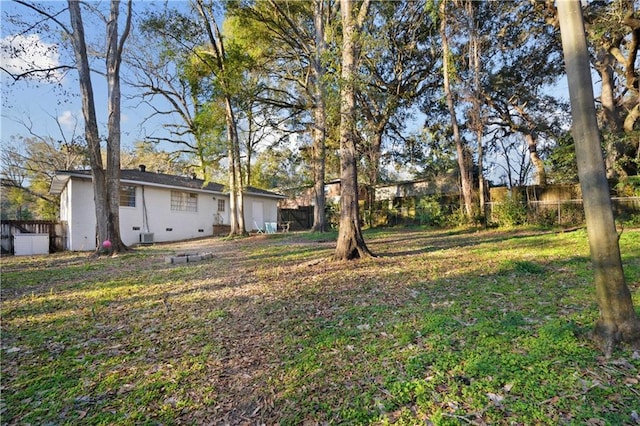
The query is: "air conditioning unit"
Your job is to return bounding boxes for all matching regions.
[139,232,154,244]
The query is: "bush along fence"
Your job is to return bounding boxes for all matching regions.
[357,195,640,229]
[487,197,639,227]
[350,181,640,228]
[352,197,640,227]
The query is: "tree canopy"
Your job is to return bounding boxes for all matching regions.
[5,1,636,204]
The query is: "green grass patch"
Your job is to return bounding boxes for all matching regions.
[2,227,639,424]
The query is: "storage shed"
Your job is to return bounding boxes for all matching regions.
[14,233,49,256]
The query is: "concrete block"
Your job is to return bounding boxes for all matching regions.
[188,255,202,262]
[173,256,188,264]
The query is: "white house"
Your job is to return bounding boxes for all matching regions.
[49,166,286,251]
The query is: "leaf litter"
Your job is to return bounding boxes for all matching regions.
[1,228,639,425]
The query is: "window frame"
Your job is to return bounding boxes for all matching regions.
[170,190,198,213]
[120,185,137,208]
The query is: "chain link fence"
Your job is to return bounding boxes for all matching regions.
[358,196,640,228]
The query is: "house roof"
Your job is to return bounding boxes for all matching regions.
[49,169,286,199]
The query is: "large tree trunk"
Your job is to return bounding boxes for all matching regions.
[312,103,327,232]
[334,0,372,261]
[68,0,109,253]
[225,98,246,236]
[558,0,640,356]
[440,0,474,220]
[468,0,485,219]
[228,147,239,234]
[365,130,384,227]
[596,50,623,178]
[525,133,547,186]
[229,102,246,236]
[105,0,131,254]
[311,0,327,233]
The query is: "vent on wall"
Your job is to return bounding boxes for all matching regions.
[139,232,154,244]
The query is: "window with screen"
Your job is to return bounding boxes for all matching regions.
[120,185,136,207]
[171,191,198,212]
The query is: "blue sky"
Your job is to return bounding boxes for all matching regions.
[1,1,185,153]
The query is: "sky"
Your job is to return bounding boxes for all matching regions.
[0,1,185,153]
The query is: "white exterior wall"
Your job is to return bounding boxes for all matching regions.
[59,182,70,250]
[244,194,279,231]
[63,179,98,251]
[119,185,228,246]
[63,180,231,250]
[60,176,282,251]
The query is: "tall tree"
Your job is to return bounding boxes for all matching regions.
[479,1,566,187]
[439,0,474,219]
[310,0,329,232]
[7,1,133,253]
[66,0,111,252]
[357,0,439,223]
[128,13,227,178]
[227,0,333,232]
[557,0,640,356]
[192,0,246,235]
[67,0,131,254]
[465,0,486,216]
[333,0,373,261]
[104,0,132,253]
[147,0,249,235]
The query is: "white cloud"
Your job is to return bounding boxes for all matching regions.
[58,110,77,130]
[1,34,63,81]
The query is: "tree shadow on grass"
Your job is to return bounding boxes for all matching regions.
[378,228,580,258]
[3,228,638,425]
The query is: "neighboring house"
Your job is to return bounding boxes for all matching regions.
[278,179,363,210]
[281,176,460,211]
[49,166,285,251]
[375,175,461,207]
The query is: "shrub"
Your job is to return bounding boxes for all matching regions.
[615,175,640,197]
[416,197,445,227]
[558,202,585,226]
[528,207,558,227]
[491,192,527,227]
[326,203,340,230]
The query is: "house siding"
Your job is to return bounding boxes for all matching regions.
[59,182,70,249]
[64,179,97,251]
[56,174,283,251]
[120,185,225,246]
[244,194,279,230]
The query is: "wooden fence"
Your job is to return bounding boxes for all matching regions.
[280,207,314,231]
[1,220,66,255]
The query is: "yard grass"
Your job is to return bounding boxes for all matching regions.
[1,227,639,425]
